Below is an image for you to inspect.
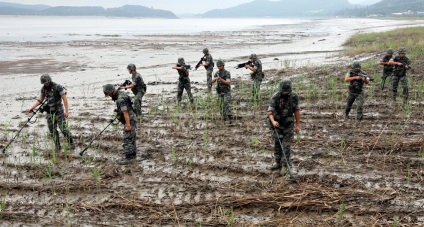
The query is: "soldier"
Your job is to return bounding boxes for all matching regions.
[211,60,232,120]
[103,84,137,164]
[28,74,74,150]
[245,53,264,101]
[172,57,194,106]
[120,63,146,117]
[267,80,300,171]
[344,62,369,121]
[389,48,411,104]
[196,48,214,92]
[378,48,394,90]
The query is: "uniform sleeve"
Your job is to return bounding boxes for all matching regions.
[267,93,278,114]
[56,85,66,96]
[225,71,231,82]
[214,71,218,78]
[293,94,300,110]
[205,55,211,64]
[40,88,46,98]
[406,57,412,66]
[117,98,128,112]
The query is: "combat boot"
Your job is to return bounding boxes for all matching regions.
[117,157,136,165]
[268,156,282,171]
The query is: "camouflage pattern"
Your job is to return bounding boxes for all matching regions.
[127,63,136,71]
[267,91,300,166]
[345,69,366,120]
[114,90,137,158]
[391,55,411,99]
[177,67,194,104]
[131,72,146,116]
[40,74,52,84]
[203,54,214,91]
[380,54,394,90]
[103,84,115,96]
[214,69,232,117]
[250,59,264,100]
[41,82,73,149]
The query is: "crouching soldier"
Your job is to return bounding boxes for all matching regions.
[267,80,300,172]
[103,84,137,164]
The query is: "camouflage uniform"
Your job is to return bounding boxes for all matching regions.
[391,55,411,101]
[114,90,137,159]
[251,59,264,100]
[380,54,394,90]
[176,59,194,105]
[345,69,367,121]
[130,72,146,116]
[267,90,300,168]
[214,69,232,119]
[41,82,73,150]
[203,53,214,91]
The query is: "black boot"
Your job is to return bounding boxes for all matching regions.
[268,156,282,171]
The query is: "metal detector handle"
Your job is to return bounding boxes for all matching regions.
[273,127,296,181]
[79,116,118,156]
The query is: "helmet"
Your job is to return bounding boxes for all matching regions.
[216,60,225,67]
[127,63,136,71]
[398,48,406,54]
[177,57,185,65]
[203,48,209,54]
[386,48,394,54]
[40,74,52,84]
[279,80,292,94]
[103,84,115,97]
[352,62,361,69]
[249,53,257,59]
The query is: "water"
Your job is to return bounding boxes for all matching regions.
[0,16,309,42]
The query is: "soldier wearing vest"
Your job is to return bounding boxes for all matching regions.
[379,48,394,90]
[172,57,194,106]
[28,74,74,150]
[120,63,146,117]
[344,62,369,121]
[267,80,300,171]
[245,53,264,101]
[212,60,232,120]
[198,48,214,92]
[388,48,411,104]
[103,84,137,164]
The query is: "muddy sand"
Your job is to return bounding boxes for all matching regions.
[0,18,423,226]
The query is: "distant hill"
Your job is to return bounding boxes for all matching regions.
[202,0,352,18]
[338,0,424,16]
[0,2,178,18]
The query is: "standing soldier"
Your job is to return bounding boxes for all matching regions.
[103,84,137,164]
[267,80,300,172]
[212,60,232,120]
[389,48,411,104]
[172,57,194,106]
[245,53,264,101]
[28,74,74,150]
[120,63,146,117]
[379,48,394,90]
[196,48,214,92]
[344,62,369,121]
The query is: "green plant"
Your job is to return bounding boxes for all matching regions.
[0,194,6,219]
[338,199,345,224]
[171,146,176,161]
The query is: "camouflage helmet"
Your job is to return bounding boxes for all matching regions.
[40,74,52,84]
[103,84,115,97]
[203,48,209,54]
[398,48,406,54]
[127,63,136,71]
[352,62,361,69]
[178,57,185,65]
[386,48,394,54]
[249,53,257,59]
[216,60,225,67]
[279,80,292,94]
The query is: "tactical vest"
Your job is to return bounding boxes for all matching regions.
[393,56,410,76]
[382,55,394,72]
[177,67,189,82]
[131,72,146,94]
[216,70,230,94]
[348,70,364,93]
[116,92,134,124]
[273,92,295,125]
[42,82,64,113]
[204,54,214,70]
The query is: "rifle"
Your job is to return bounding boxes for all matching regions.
[2,99,47,154]
[116,80,132,90]
[358,72,374,82]
[194,56,204,70]
[235,61,252,69]
[176,64,191,70]
[79,116,118,156]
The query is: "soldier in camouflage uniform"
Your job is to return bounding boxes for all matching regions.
[120,63,146,117]
[28,74,74,150]
[378,48,394,90]
[267,80,300,171]
[212,60,232,120]
[389,48,411,104]
[245,54,264,101]
[197,48,214,92]
[103,84,137,164]
[172,57,194,106]
[344,62,369,121]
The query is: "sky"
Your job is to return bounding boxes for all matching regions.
[2,0,376,14]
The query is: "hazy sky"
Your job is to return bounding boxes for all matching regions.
[4,0,372,14]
